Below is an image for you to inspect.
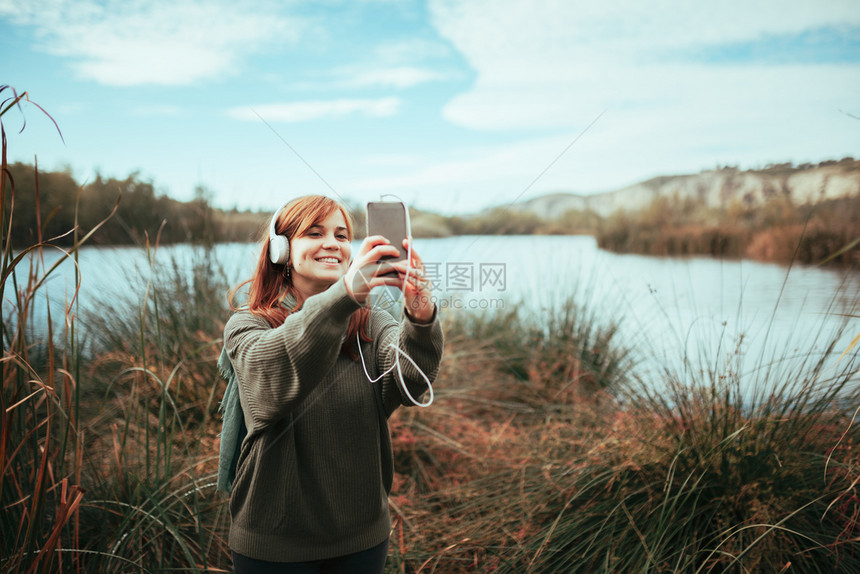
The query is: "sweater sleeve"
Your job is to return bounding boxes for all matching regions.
[224,279,362,433]
[370,306,444,417]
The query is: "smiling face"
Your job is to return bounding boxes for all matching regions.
[289,209,352,299]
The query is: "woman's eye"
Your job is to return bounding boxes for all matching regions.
[337,234,348,240]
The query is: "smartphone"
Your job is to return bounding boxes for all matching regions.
[366,201,408,264]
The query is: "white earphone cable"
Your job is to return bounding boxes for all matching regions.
[357,195,434,407]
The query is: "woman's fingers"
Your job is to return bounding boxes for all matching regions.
[401,238,419,257]
[389,258,429,284]
[345,238,397,303]
[401,240,429,285]
[347,260,402,294]
[361,235,406,259]
[360,235,390,253]
[363,243,400,264]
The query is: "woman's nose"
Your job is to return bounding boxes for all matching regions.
[322,234,339,249]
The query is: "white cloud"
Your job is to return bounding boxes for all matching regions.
[0,0,303,86]
[350,59,860,212]
[228,97,402,122]
[374,38,454,63]
[266,65,451,92]
[428,0,860,131]
[318,36,456,89]
[336,66,447,88]
[381,0,860,209]
[294,36,458,91]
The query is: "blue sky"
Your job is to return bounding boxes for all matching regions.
[1,0,858,215]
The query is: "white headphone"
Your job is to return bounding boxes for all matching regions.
[268,202,291,265]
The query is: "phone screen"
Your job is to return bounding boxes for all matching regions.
[366,201,408,263]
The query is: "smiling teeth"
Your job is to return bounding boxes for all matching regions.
[317,258,339,264]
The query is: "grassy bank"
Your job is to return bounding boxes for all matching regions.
[595,193,860,266]
[3,88,858,572]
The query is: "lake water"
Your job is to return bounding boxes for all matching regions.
[14,236,860,390]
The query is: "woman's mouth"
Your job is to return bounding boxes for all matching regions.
[316,257,340,264]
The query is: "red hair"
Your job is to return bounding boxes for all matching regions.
[230,195,371,359]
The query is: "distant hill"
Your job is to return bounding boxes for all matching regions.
[517,159,860,219]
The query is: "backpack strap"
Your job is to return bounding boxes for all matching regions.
[216,347,247,494]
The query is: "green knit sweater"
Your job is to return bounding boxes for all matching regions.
[223,278,443,562]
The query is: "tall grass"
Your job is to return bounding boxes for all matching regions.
[82,244,228,413]
[442,294,633,408]
[70,239,232,572]
[1,85,91,573]
[1,87,233,572]
[516,327,858,572]
[381,301,634,570]
[381,298,858,572]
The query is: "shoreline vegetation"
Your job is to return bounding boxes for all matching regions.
[3,88,859,572]
[5,158,860,267]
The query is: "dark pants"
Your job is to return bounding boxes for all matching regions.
[232,537,389,574]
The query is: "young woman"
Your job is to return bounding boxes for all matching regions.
[224,195,443,573]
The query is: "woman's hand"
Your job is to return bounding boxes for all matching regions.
[344,237,436,322]
[343,236,404,305]
[394,239,435,324]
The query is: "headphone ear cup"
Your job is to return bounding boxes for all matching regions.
[268,235,290,265]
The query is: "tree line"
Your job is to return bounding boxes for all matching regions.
[3,162,265,248]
